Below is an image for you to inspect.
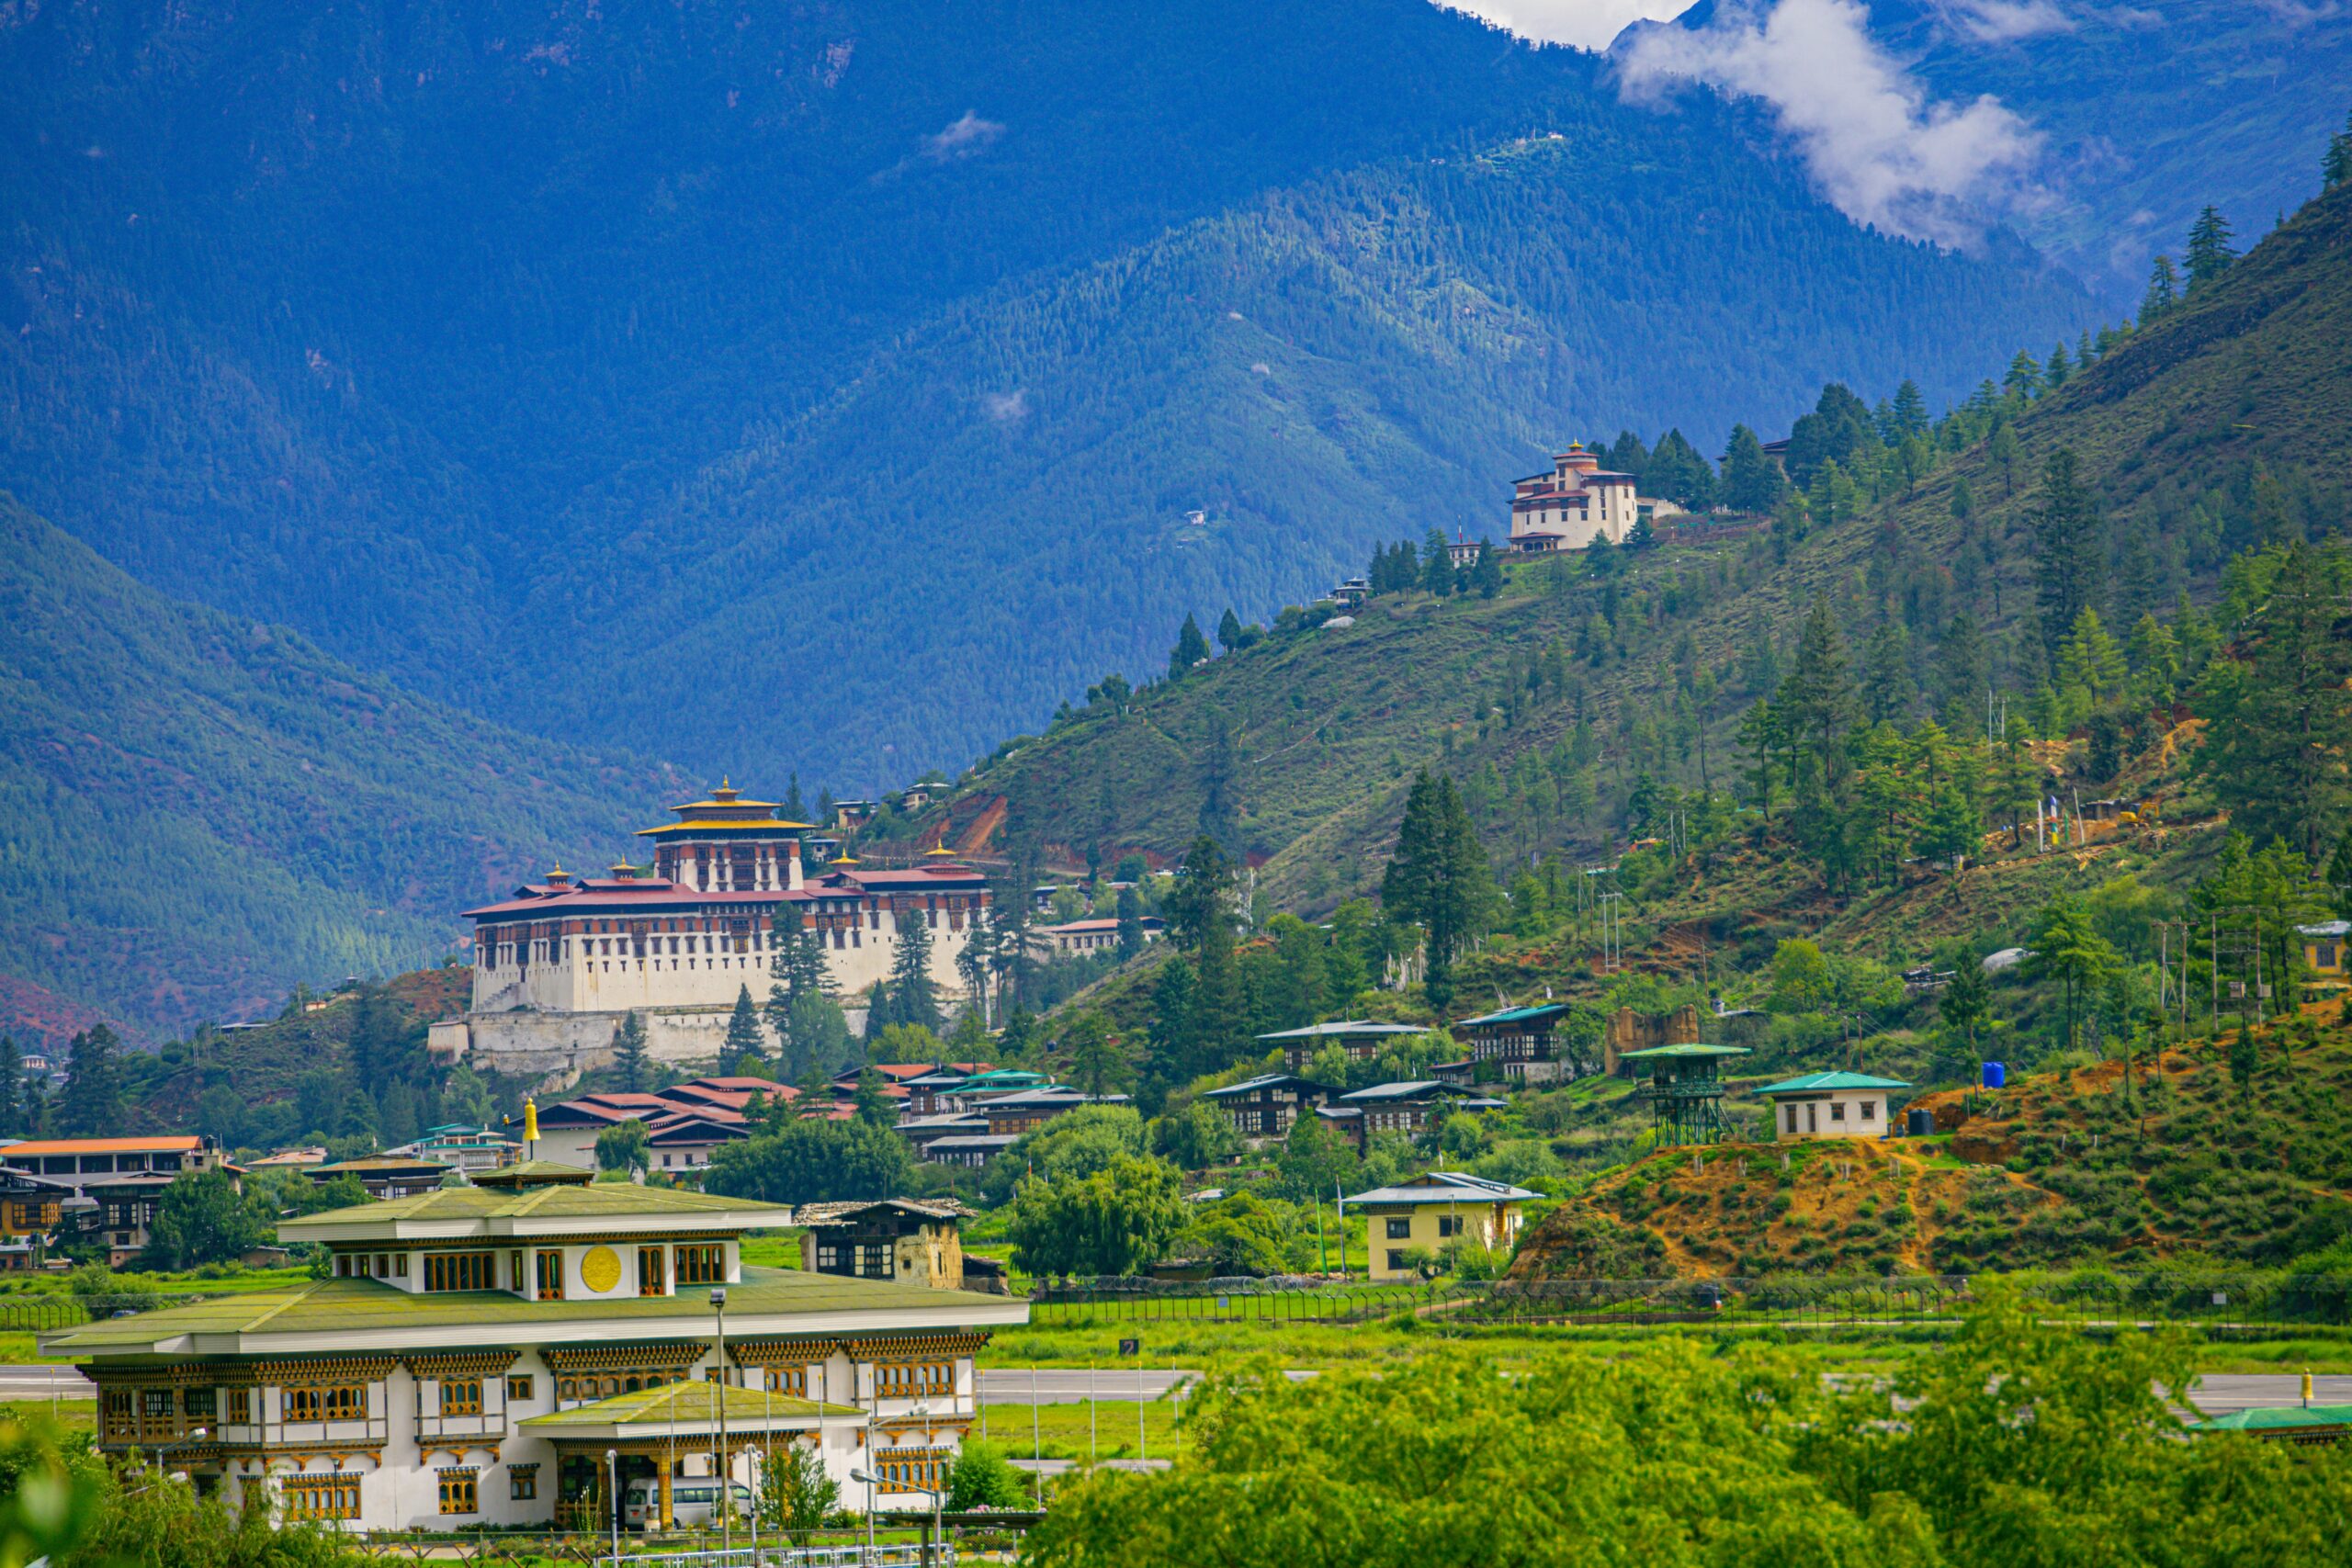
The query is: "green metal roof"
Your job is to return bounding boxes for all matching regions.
[1255,1020,1427,1041]
[1619,1043,1750,1059]
[1453,1004,1570,1029]
[1752,1071,1912,1096]
[519,1381,859,1432]
[279,1179,787,1235]
[2189,1404,2352,1432]
[41,1266,1017,1354]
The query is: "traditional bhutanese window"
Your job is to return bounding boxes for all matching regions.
[537,1250,566,1301]
[674,1244,724,1285]
[284,1385,364,1423]
[424,1252,494,1292]
[509,1463,538,1501]
[436,1468,480,1515]
[764,1365,810,1397]
[184,1386,216,1420]
[506,1375,534,1404]
[440,1379,483,1416]
[875,1450,946,1493]
[227,1388,252,1424]
[639,1247,668,1296]
[99,1388,132,1438]
[873,1361,952,1398]
[281,1476,361,1520]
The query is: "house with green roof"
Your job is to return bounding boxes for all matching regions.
[41,1155,1024,1536]
[1753,1070,1912,1142]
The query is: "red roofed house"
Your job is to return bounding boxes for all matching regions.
[447,783,993,1077]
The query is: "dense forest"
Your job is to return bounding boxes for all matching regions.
[0,0,2098,796]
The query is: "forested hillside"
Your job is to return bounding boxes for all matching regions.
[0,0,2095,792]
[941,174,2352,908]
[0,498,678,1041]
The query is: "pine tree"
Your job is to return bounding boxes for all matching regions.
[1644,429,1718,509]
[2190,540,2352,864]
[1421,528,1453,595]
[1988,424,2019,498]
[0,1035,20,1134]
[2077,329,2097,368]
[2328,109,2352,188]
[1168,613,1212,676]
[1948,473,1973,523]
[1720,424,1783,513]
[1890,379,1930,439]
[888,898,942,1032]
[2327,824,2352,919]
[782,773,808,822]
[723,984,766,1073]
[2043,342,2071,389]
[58,1024,126,1137]
[347,983,417,1095]
[864,980,895,1041]
[1861,623,1915,725]
[1934,613,1989,731]
[2185,206,2236,293]
[1379,772,1492,1012]
[2003,350,2042,400]
[1115,885,1146,961]
[2140,255,2180,323]
[612,1010,651,1092]
[1939,956,1991,1056]
[1472,540,1503,598]
[2030,449,2104,651]
[1216,607,1244,652]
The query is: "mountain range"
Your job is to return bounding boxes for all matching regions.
[1,0,2344,1042]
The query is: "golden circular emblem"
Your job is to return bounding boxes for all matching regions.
[579,1246,623,1294]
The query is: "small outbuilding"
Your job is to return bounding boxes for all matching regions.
[1755,1071,1911,1142]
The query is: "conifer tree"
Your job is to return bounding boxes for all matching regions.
[1115,885,1147,961]
[723,984,766,1073]
[782,773,808,822]
[2043,342,2071,389]
[2077,328,2097,368]
[1421,528,1454,595]
[1948,473,1973,523]
[1890,379,1930,438]
[2139,255,2180,323]
[1380,772,1493,1012]
[57,1025,126,1137]
[1472,540,1503,598]
[889,898,942,1032]
[2185,206,2236,293]
[864,980,895,1041]
[1720,424,1783,513]
[1644,429,1717,509]
[2003,350,2042,400]
[2030,449,2104,651]
[2328,108,2352,188]
[1168,613,1212,676]
[1216,608,1245,652]
[1988,424,2019,498]
[612,1010,651,1093]
[2190,540,2352,863]
[2327,825,2352,919]
[0,1035,20,1134]
[1861,623,1915,724]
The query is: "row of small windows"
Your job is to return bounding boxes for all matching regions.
[481,899,978,966]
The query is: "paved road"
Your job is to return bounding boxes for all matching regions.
[6,1363,2344,1416]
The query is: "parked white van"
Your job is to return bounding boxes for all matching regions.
[622,1477,755,1530]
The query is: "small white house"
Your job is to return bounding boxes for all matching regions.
[1755,1071,1910,1142]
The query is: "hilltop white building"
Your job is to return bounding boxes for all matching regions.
[1508,443,1640,552]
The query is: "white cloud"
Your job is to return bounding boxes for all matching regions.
[1943,0,2075,41]
[1615,0,2044,248]
[980,389,1029,423]
[922,111,1006,164]
[1433,0,1690,50]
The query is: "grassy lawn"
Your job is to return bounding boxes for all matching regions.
[1,1398,94,1434]
[0,1331,84,1363]
[972,1396,1185,1463]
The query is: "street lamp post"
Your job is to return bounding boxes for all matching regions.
[711,1287,729,1557]
[605,1448,620,1565]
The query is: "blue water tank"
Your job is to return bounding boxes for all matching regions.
[1981,1061,2007,1089]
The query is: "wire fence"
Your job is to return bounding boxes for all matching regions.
[0,1292,221,1332]
[1029,1273,2352,1334]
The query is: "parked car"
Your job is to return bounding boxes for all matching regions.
[622,1477,753,1530]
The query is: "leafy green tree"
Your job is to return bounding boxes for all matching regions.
[1272,1114,1359,1204]
[1768,939,1835,1013]
[1180,1191,1292,1275]
[1006,1153,1185,1278]
[2190,541,2352,863]
[611,1010,651,1093]
[851,1067,896,1126]
[705,1117,914,1206]
[1168,612,1212,676]
[2185,205,2236,292]
[55,1025,125,1138]
[1938,954,1992,1059]
[346,983,421,1095]
[141,1169,267,1270]
[1059,1011,1131,1100]
[763,1441,840,1545]
[1151,1099,1240,1169]
[945,1443,1029,1512]
[722,984,766,1074]
[595,1119,652,1176]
